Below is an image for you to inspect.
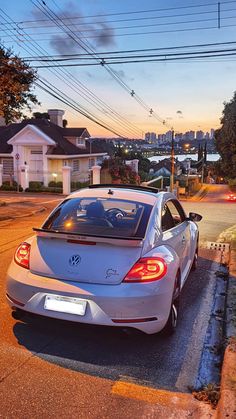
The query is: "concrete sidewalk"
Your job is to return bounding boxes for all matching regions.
[0,199,46,221]
[0,193,63,221]
[216,233,236,418]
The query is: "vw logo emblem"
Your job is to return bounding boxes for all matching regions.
[69,254,81,266]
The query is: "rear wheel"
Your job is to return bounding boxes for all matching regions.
[162,273,181,335]
[191,246,198,271]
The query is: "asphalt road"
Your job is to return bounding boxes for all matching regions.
[182,184,236,243]
[0,187,235,418]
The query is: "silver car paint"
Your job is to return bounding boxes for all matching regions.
[6,189,199,334]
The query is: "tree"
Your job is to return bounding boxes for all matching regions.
[124,151,151,173]
[215,92,236,178]
[0,47,39,124]
[33,112,49,120]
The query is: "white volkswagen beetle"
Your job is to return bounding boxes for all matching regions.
[6,184,202,335]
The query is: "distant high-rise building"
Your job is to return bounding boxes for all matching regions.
[157,134,165,144]
[189,131,195,141]
[145,132,157,143]
[196,130,204,141]
[205,132,210,140]
[210,129,215,139]
[165,130,172,142]
[175,133,182,143]
[183,131,195,141]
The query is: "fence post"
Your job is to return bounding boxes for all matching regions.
[91,165,101,184]
[19,165,29,191]
[0,164,3,187]
[62,166,71,195]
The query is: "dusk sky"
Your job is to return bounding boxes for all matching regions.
[1,0,236,138]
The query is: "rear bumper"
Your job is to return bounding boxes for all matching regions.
[6,262,173,334]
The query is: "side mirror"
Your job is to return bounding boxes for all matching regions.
[188,212,202,222]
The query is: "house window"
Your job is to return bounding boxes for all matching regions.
[89,158,95,169]
[76,138,85,148]
[30,147,43,154]
[72,159,80,172]
[2,158,14,174]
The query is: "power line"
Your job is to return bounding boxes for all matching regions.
[20,40,236,60]
[0,10,143,138]
[1,0,236,26]
[31,51,236,67]
[2,11,236,37]
[30,0,171,128]
[36,79,129,138]
[1,13,235,35]
[23,47,236,64]
[4,19,236,44]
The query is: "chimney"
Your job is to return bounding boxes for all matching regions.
[48,109,65,127]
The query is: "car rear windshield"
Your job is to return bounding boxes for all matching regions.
[42,197,152,239]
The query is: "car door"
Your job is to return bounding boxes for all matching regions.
[161,199,191,284]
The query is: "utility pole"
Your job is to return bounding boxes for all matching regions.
[201,161,204,184]
[170,129,175,192]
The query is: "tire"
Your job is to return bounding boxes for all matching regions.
[191,246,198,271]
[162,275,180,336]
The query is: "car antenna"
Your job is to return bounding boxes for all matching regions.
[108,189,114,195]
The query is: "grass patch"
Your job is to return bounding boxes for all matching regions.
[193,383,220,408]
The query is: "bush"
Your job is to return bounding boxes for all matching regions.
[138,170,153,182]
[71,181,90,191]
[48,181,63,187]
[0,181,23,192]
[102,157,140,184]
[29,181,43,190]
[228,178,236,192]
[25,187,63,193]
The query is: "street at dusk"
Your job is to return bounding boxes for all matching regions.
[1,0,236,417]
[0,186,235,417]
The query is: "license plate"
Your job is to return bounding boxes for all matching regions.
[44,295,87,316]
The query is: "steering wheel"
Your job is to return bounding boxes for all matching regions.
[106,208,126,223]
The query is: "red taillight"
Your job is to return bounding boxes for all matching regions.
[123,257,167,283]
[14,242,31,269]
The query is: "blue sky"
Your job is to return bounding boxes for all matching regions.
[1,0,236,137]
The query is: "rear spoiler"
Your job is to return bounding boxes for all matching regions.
[33,228,144,248]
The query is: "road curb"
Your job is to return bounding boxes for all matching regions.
[216,242,236,418]
[180,185,209,202]
[216,338,236,418]
[191,185,209,201]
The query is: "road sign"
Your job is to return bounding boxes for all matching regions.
[15,153,20,160]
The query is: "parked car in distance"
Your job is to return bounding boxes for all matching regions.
[6,184,202,335]
[227,193,236,202]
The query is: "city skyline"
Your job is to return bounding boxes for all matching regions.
[145,128,215,142]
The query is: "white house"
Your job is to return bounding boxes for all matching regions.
[0,109,107,185]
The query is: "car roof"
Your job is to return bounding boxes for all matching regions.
[70,185,176,206]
